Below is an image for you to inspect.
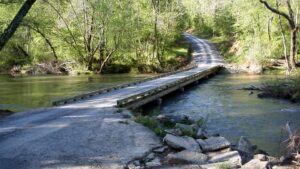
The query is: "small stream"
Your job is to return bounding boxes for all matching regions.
[143,74,300,156]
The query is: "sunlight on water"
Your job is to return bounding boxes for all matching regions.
[145,74,300,156]
[0,74,153,112]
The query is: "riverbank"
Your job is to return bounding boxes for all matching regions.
[125,110,296,168]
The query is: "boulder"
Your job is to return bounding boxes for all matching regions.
[164,134,201,151]
[237,136,254,163]
[196,128,208,139]
[254,154,267,161]
[208,151,242,166]
[272,166,295,169]
[206,148,231,157]
[145,153,155,162]
[145,158,161,168]
[153,146,168,153]
[158,162,239,169]
[241,159,269,169]
[164,128,183,136]
[166,150,208,164]
[175,123,198,136]
[156,114,194,124]
[237,136,254,155]
[197,137,231,152]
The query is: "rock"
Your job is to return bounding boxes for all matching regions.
[145,158,161,167]
[237,136,254,155]
[254,154,267,161]
[157,114,194,124]
[206,148,231,157]
[166,150,208,164]
[197,137,231,152]
[208,151,242,166]
[164,134,201,151]
[158,162,239,169]
[201,162,240,169]
[196,128,207,139]
[164,128,183,136]
[145,153,155,162]
[237,136,254,163]
[0,109,14,118]
[241,159,269,169]
[272,166,295,169]
[153,146,168,153]
[175,123,198,136]
[267,155,282,163]
[133,160,140,166]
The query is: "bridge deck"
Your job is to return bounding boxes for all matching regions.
[54,33,223,109]
[0,33,223,169]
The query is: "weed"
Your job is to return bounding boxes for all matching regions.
[218,163,232,169]
[135,115,165,137]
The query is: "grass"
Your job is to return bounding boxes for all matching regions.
[218,163,232,169]
[134,115,165,137]
[210,36,240,63]
[260,75,300,102]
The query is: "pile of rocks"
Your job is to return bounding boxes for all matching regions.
[126,114,294,169]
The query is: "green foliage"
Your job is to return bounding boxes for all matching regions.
[0,0,190,73]
[218,163,232,169]
[1,0,298,73]
[134,115,165,137]
[261,75,300,101]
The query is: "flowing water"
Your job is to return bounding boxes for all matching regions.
[0,74,153,112]
[1,73,300,156]
[144,74,300,156]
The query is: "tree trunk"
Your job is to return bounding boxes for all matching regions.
[0,0,36,51]
[290,28,298,69]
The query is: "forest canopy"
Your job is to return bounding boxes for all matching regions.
[0,0,299,74]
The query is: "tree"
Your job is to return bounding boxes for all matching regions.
[259,0,298,72]
[0,0,36,51]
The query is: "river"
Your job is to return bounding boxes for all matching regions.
[0,74,153,112]
[143,74,300,156]
[0,73,300,156]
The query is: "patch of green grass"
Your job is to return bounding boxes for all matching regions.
[218,163,232,169]
[196,117,207,128]
[210,36,239,63]
[261,75,300,102]
[134,115,165,137]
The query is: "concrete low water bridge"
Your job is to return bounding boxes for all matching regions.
[0,33,223,169]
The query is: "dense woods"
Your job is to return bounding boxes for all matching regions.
[0,0,299,74]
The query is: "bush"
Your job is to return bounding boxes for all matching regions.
[260,76,300,102]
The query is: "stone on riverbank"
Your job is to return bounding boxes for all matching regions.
[238,136,254,155]
[237,136,255,163]
[175,123,198,136]
[164,134,201,151]
[197,137,231,152]
[208,151,242,166]
[166,150,208,164]
[241,159,269,169]
[196,128,208,139]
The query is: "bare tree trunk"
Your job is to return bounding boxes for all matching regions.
[276,0,291,73]
[260,0,298,72]
[290,28,298,69]
[0,0,36,51]
[24,24,58,60]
